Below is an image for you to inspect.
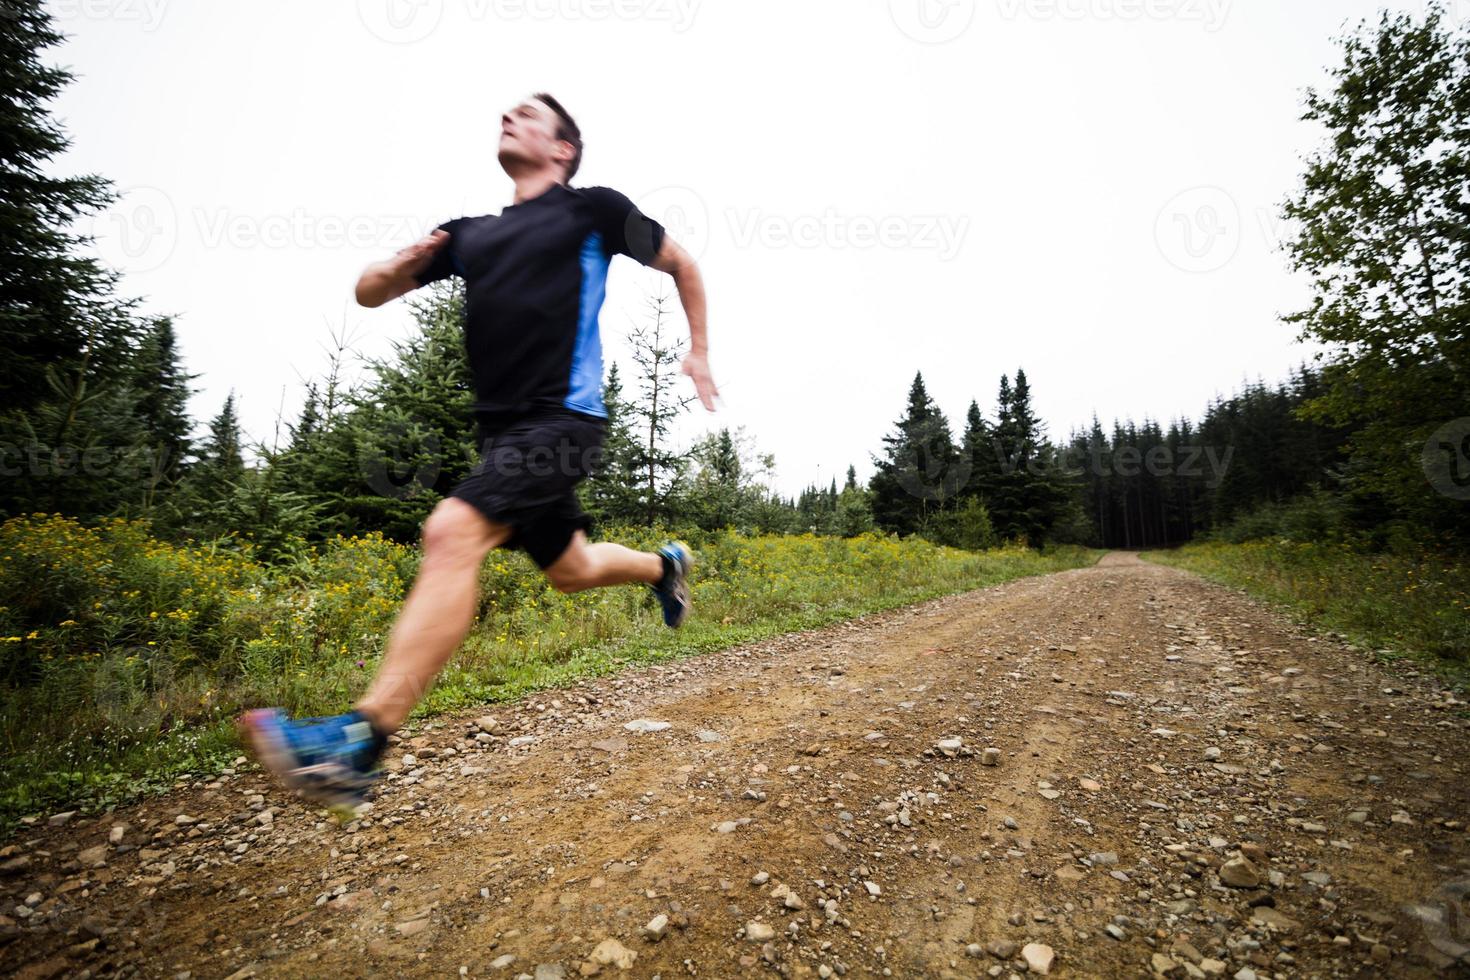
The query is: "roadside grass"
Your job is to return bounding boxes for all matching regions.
[1143,539,1469,685]
[0,513,1100,832]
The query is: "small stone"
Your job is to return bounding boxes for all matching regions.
[1250,907,1300,932]
[935,737,962,756]
[588,938,636,969]
[750,871,769,885]
[78,845,107,867]
[745,921,775,942]
[490,953,516,970]
[1219,857,1261,888]
[1199,959,1226,977]
[863,880,882,897]
[48,810,77,827]
[1021,942,1055,975]
[1203,747,1221,761]
[1151,953,1179,975]
[623,719,671,733]
[1078,778,1101,792]
[108,824,127,844]
[714,821,738,834]
[981,747,1002,766]
[643,914,668,941]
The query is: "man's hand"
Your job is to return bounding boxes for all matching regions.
[355,229,450,308]
[681,351,719,412]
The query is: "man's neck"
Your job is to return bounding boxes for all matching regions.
[511,171,563,205]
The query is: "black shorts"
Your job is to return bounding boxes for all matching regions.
[449,411,606,569]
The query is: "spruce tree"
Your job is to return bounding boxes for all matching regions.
[0,0,142,414]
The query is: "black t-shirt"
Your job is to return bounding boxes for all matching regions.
[413,183,666,424]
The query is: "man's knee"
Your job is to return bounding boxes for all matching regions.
[544,535,593,593]
[421,498,505,565]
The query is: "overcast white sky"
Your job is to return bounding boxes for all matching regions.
[45,0,1465,496]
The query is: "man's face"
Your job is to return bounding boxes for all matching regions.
[499,98,568,177]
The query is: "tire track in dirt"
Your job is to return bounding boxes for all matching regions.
[4,552,1468,979]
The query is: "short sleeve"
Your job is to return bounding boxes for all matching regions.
[412,217,464,287]
[583,187,666,266]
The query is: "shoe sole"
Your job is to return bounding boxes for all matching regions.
[238,710,366,821]
[665,545,695,628]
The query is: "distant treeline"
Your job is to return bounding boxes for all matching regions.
[1,0,1465,557]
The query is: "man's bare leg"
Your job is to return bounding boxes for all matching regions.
[543,530,665,593]
[356,497,512,733]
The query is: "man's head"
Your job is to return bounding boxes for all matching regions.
[499,93,582,183]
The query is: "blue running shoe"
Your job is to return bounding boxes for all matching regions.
[650,541,694,628]
[239,708,387,819]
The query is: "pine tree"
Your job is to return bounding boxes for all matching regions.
[625,287,694,525]
[0,0,142,414]
[129,317,196,503]
[869,372,962,536]
[580,362,644,527]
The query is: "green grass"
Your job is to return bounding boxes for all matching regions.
[1143,539,1469,685]
[0,514,1100,833]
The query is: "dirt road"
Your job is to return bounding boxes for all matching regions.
[4,552,1469,979]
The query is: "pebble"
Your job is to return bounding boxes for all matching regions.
[981,748,1002,766]
[746,921,775,942]
[623,719,671,733]
[1219,857,1261,888]
[587,938,636,969]
[1021,942,1055,975]
[864,880,882,896]
[643,913,669,941]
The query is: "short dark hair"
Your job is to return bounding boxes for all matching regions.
[534,92,582,182]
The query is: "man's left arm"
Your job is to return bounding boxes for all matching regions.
[650,237,718,412]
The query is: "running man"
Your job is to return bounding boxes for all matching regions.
[241,93,718,816]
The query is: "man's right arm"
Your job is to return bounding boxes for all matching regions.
[354,228,452,308]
